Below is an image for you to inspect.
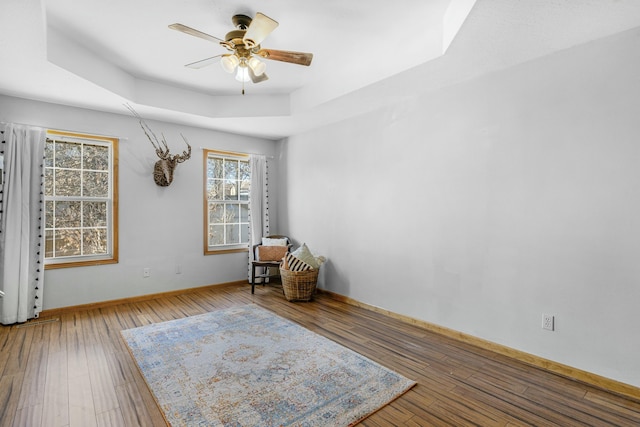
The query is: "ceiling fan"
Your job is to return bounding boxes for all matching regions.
[169,12,313,93]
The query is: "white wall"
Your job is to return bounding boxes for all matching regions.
[277,28,640,388]
[0,96,278,310]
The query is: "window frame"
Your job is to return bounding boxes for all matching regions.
[203,149,250,255]
[44,130,119,269]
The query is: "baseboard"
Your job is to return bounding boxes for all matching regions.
[39,280,245,318]
[317,288,640,402]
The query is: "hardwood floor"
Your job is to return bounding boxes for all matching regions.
[1,283,639,426]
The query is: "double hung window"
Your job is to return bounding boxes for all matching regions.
[44,130,118,268]
[204,150,250,254]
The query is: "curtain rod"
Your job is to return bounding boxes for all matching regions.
[1,121,129,141]
[200,147,274,159]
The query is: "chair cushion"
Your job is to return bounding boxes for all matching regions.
[284,252,313,271]
[257,245,288,261]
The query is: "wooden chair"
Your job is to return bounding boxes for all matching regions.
[251,235,292,294]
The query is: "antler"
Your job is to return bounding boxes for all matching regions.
[172,134,192,163]
[125,104,187,160]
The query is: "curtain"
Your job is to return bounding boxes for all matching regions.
[248,154,269,281]
[0,123,46,325]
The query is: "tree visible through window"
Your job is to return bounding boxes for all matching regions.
[44,130,118,268]
[204,150,250,254]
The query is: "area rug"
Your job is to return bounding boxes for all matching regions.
[120,304,416,426]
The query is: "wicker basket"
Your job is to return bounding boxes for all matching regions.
[280,267,319,302]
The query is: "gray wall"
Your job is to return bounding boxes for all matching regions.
[276,28,640,388]
[0,95,277,309]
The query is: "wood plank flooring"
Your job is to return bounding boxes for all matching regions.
[1,283,639,426]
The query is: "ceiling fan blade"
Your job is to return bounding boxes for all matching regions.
[185,54,224,69]
[248,68,269,84]
[168,23,225,44]
[243,13,278,48]
[256,49,313,66]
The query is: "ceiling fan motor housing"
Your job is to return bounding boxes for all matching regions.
[224,32,257,57]
[225,15,260,56]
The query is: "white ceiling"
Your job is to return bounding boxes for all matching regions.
[2,0,640,140]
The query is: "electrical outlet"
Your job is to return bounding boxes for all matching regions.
[542,314,554,331]
[143,268,150,278]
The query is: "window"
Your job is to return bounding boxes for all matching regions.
[44,130,118,268]
[204,149,250,254]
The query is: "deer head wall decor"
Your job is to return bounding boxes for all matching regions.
[126,105,191,186]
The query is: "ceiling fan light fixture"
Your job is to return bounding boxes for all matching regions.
[220,54,239,73]
[235,65,251,82]
[171,12,313,92]
[248,57,266,76]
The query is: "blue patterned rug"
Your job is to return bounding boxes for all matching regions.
[121,304,416,426]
